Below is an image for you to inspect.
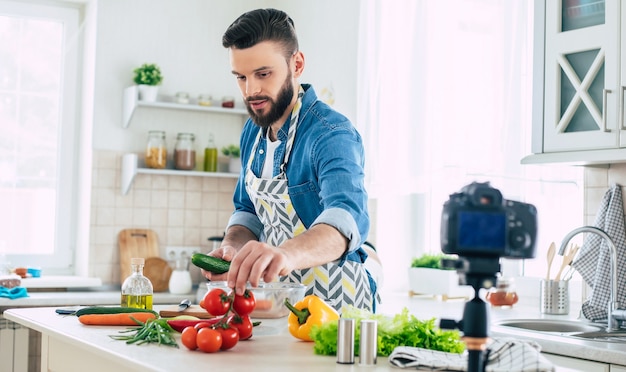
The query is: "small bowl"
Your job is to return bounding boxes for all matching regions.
[205,281,306,319]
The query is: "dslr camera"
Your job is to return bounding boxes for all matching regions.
[441,182,538,259]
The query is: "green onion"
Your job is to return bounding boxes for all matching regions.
[110,318,179,348]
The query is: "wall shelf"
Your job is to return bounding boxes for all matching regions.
[122,86,248,128]
[121,153,238,195]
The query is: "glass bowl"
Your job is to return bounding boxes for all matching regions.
[205,281,306,318]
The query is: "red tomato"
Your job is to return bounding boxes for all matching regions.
[232,290,256,316]
[196,328,222,353]
[216,325,239,350]
[194,321,216,330]
[228,314,253,340]
[203,288,231,316]
[180,326,198,350]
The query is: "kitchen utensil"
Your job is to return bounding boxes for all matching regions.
[177,298,191,311]
[554,244,578,281]
[118,229,160,284]
[561,244,580,281]
[143,257,172,292]
[546,242,556,281]
[541,279,569,314]
[158,304,215,319]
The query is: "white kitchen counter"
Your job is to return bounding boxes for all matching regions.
[4,291,626,371]
[0,290,190,310]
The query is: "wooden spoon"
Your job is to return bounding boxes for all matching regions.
[546,242,556,281]
[554,244,578,281]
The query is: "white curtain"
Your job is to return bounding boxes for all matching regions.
[357,0,583,292]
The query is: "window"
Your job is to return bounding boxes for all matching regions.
[0,0,82,273]
[357,0,584,291]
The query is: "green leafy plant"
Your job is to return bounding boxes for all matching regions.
[410,253,454,270]
[221,144,240,158]
[133,63,163,86]
[310,306,464,356]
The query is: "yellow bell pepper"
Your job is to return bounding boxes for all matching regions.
[284,295,340,342]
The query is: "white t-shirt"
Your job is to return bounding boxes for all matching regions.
[261,134,282,179]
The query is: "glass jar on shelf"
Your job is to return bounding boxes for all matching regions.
[145,130,167,169]
[221,96,235,108]
[174,132,196,170]
[198,94,213,107]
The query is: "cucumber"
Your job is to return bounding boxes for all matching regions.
[75,306,158,317]
[191,253,230,274]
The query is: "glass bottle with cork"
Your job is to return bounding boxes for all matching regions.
[121,257,154,309]
[204,133,218,172]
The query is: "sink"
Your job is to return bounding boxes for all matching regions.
[494,319,626,343]
[494,319,603,333]
[569,330,626,343]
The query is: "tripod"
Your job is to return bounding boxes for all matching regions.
[440,257,500,372]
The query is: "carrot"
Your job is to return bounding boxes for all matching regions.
[78,312,156,326]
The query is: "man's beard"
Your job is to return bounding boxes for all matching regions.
[245,75,295,128]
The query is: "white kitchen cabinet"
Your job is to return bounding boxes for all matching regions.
[543,353,609,372]
[120,86,247,195]
[523,0,626,165]
[611,365,626,372]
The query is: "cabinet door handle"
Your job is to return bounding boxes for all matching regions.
[602,88,611,132]
[619,85,626,130]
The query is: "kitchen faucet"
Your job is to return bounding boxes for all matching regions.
[559,226,626,332]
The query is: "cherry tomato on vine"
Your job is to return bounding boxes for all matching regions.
[203,288,231,316]
[196,328,222,353]
[232,290,256,316]
[194,321,215,330]
[216,326,239,350]
[181,326,198,350]
[228,314,253,340]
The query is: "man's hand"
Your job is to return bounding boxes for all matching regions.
[227,241,293,295]
[200,245,238,281]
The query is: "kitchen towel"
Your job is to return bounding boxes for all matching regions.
[0,286,28,299]
[571,183,626,320]
[388,338,554,372]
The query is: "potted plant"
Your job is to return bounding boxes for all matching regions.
[133,63,163,102]
[222,144,241,173]
[408,253,471,299]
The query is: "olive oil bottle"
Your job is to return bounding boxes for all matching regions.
[121,257,153,310]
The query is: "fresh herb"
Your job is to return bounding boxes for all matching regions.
[310,306,465,356]
[221,144,240,158]
[132,63,163,86]
[410,253,455,269]
[110,317,178,348]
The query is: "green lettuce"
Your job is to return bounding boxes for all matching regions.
[309,306,465,357]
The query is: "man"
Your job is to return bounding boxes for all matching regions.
[203,8,379,312]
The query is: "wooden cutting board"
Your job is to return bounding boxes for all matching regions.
[118,229,160,284]
[144,257,172,292]
[159,305,215,319]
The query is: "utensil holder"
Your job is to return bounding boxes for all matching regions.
[540,279,569,314]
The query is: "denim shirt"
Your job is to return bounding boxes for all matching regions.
[226,84,369,260]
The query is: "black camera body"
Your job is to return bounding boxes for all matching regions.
[441,182,538,259]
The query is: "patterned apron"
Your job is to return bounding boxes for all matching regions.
[244,87,373,313]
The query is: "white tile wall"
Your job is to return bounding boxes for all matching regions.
[89,150,237,285]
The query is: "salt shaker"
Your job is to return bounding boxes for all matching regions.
[359,320,377,365]
[336,318,355,364]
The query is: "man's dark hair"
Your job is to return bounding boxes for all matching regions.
[222,8,299,60]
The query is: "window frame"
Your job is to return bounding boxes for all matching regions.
[0,0,84,274]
